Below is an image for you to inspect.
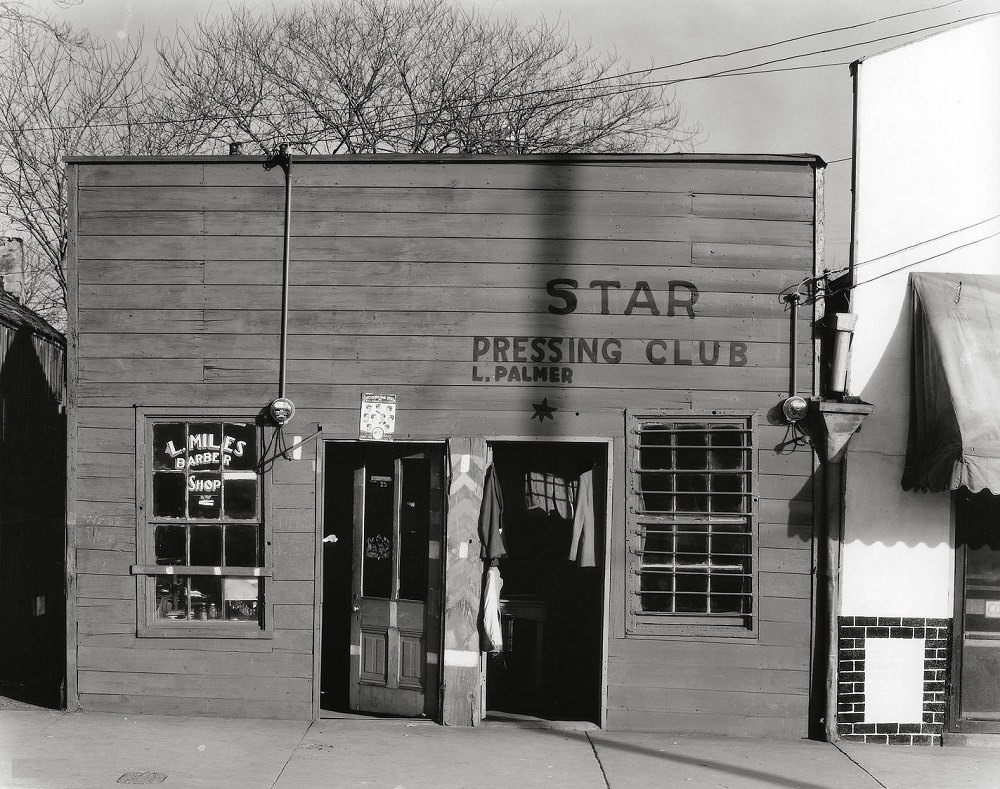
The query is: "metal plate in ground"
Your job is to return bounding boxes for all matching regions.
[117,771,167,784]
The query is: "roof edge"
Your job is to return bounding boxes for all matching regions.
[65,152,826,166]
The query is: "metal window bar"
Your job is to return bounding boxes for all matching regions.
[631,420,753,618]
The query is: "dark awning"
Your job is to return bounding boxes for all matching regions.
[902,273,1000,493]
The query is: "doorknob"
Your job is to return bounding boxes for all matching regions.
[352,604,360,612]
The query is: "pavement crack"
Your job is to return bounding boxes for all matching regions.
[585,732,612,789]
[268,722,312,789]
[833,742,887,788]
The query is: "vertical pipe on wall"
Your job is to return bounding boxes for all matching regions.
[784,293,800,397]
[806,401,874,741]
[823,458,844,743]
[264,144,293,400]
[279,151,292,400]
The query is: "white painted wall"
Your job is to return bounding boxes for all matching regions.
[842,16,1000,616]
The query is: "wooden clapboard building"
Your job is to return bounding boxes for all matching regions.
[1,286,66,706]
[65,154,823,736]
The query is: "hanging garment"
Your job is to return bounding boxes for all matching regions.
[481,566,504,653]
[568,469,596,567]
[479,464,507,562]
[525,469,576,520]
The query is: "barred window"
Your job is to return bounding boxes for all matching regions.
[627,413,755,633]
[133,416,270,637]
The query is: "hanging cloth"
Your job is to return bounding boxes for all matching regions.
[481,566,504,653]
[902,273,1000,492]
[568,469,596,567]
[479,464,507,561]
[525,470,577,519]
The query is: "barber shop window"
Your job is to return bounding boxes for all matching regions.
[132,417,271,637]
[626,412,755,634]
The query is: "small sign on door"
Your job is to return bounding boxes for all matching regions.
[360,393,396,441]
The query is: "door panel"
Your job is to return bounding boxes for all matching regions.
[347,444,443,717]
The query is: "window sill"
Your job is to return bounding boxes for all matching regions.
[627,619,757,640]
[137,625,273,640]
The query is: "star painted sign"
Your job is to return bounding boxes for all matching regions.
[531,397,557,423]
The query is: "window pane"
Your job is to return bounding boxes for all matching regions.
[224,477,257,519]
[639,570,673,612]
[676,473,708,512]
[398,459,429,602]
[187,423,224,471]
[641,528,673,559]
[675,572,709,613]
[712,573,750,614]
[188,473,222,519]
[155,575,188,620]
[225,524,258,567]
[153,423,186,471]
[675,529,708,563]
[676,427,707,470]
[362,454,394,599]
[639,429,673,471]
[190,524,223,565]
[153,473,186,518]
[711,473,745,513]
[710,427,743,469]
[639,472,672,513]
[190,576,223,620]
[223,577,260,621]
[713,532,749,559]
[155,525,186,565]
[223,423,257,471]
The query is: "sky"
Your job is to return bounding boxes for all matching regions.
[21,0,1000,270]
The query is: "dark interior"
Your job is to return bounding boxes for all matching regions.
[485,441,606,723]
[320,442,361,713]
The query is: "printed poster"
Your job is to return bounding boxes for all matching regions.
[360,393,396,441]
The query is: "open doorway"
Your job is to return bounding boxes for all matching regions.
[951,490,1000,734]
[320,442,444,718]
[484,441,607,725]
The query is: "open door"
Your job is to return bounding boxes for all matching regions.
[341,443,443,717]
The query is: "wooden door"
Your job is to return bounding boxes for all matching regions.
[349,444,443,716]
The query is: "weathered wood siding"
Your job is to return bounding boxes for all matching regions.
[69,155,818,731]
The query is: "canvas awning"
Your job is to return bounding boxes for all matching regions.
[902,273,1000,493]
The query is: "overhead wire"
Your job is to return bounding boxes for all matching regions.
[15,0,966,120]
[7,8,996,141]
[499,0,966,95]
[829,229,1000,299]
[778,214,1000,306]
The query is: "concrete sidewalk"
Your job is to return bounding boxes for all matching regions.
[1,709,998,788]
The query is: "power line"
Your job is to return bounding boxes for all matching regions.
[3,9,994,142]
[1,60,849,138]
[509,0,966,94]
[780,213,1000,304]
[858,213,1000,269]
[838,229,1000,296]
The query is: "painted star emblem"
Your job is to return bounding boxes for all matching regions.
[531,397,557,423]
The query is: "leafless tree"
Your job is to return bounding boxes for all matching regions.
[157,0,697,155]
[0,2,172,324]
[1,0,697,325]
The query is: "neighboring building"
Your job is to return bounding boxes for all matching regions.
[0,285,66,706]
[838,16,1000,744]
[65,153,826,736]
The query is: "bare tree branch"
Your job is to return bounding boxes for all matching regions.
[1,0,699,327]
